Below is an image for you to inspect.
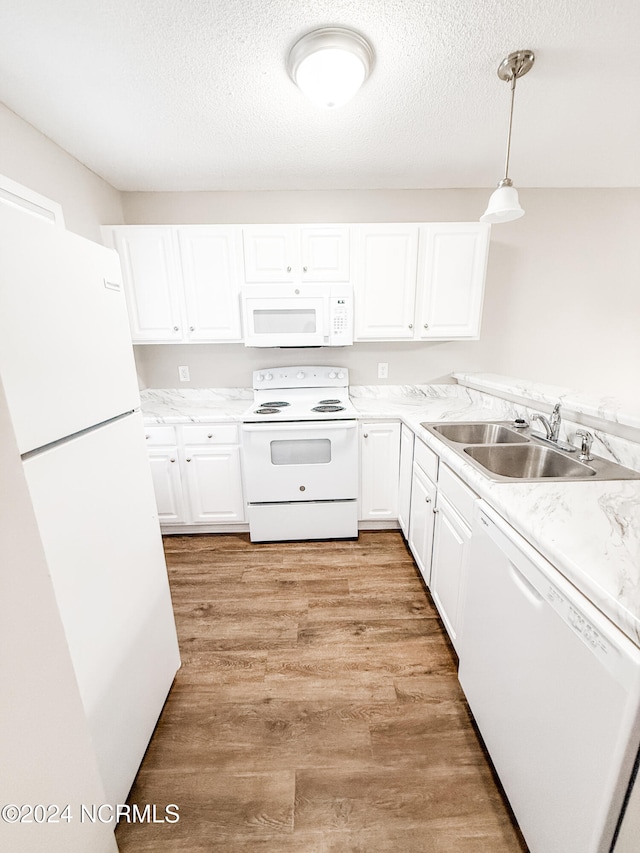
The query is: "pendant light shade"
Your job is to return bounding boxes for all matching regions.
[481,50,535,224]
[482,180,524,223]
[287,27,374,108]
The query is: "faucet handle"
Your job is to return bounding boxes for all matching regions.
[576,430,594,462]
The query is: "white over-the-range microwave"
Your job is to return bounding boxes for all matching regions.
[241,284,353,347]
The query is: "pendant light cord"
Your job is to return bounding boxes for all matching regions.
[503,71,517,184]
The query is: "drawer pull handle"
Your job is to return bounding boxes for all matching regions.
[425,497,431,504]
[207,433,213,439]
[170,458,176,463]
[186,458,192,462]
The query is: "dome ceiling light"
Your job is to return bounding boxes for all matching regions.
[481,49,535,224]
[287,27,374,109]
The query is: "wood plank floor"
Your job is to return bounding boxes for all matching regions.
[116,531,528,853]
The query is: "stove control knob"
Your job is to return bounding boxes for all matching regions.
[266,373,273,381]
[329,371,337,379]
[256,373,264,382]
[296,371,305,380]
[337,371,345,380]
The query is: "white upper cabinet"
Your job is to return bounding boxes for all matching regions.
[109,227,183,342]
[104,225,243,344]
[416,223,490,340]
[177,226,242,341]
[353,222,490,342]
[242,225,350,283]
[299,226,350,281]
[105,220,489,345]
[353,225,419,340]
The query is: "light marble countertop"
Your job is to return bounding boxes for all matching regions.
[454,371,640,433]
[140,382,640,648]
[140,388,252,423]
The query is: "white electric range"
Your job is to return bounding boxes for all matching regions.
[241,366,359,542]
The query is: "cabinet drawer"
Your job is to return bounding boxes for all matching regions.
[143,425,177,445]
[414,437,438,483]
[181,423,239,445]
[438,464,476,526]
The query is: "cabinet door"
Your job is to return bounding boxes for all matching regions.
[300,226,350,281]
[147,447,185,522]
[110,227,183,342]
[430,493,471,651]
[398,424,415,537]
[177,227,242,341]
[353,226,418,339]
[359,422,401,521]
[242,226,298,282]
[183,445,245,523]
[407,462,437,584]
[417,223,490,339]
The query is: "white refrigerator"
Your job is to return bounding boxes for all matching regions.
[0,203,181,805]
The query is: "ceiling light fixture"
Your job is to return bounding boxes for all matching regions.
[287,27,374,109]
[481,49,535,224]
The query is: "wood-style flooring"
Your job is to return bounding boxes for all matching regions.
[115,531,528,853]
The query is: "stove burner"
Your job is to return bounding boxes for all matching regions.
[312,404,345,413]
[263,401,290,407]
[318,399,341,405]
[255,407,281,414]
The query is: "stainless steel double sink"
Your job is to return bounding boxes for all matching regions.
[421,421,640,482]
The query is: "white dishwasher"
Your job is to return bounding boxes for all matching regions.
[458,501,640,853]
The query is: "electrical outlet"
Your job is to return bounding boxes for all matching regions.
[378,362,388,379]
[178,366,190,382]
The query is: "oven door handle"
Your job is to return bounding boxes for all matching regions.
[242,421,358,433]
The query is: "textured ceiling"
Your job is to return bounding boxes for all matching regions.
[0,0,638,192]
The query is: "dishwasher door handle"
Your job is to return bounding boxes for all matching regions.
[508,559,545,607]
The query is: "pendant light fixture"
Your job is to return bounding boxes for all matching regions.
[481,50,535,223]
[287,27,374,108]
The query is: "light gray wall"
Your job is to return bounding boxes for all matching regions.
[124,188,640,402]
[0,103,124,241]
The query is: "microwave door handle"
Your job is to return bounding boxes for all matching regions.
[323,298,331,342]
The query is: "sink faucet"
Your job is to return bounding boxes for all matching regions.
[549,402,562,441]
[531,403,562,442]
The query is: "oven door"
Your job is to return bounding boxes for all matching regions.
[242,420,358,502]
[241,288,327,347]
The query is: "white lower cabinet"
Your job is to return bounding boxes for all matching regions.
[184,445,244,523]
[431,493,471,652]
[408,461,437,584]
[397,424,414,536]
[145,423,245,529]
[359,421,401,521]
[405,434,475,651]
[147,446,186,523]
[430,465,476,652]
